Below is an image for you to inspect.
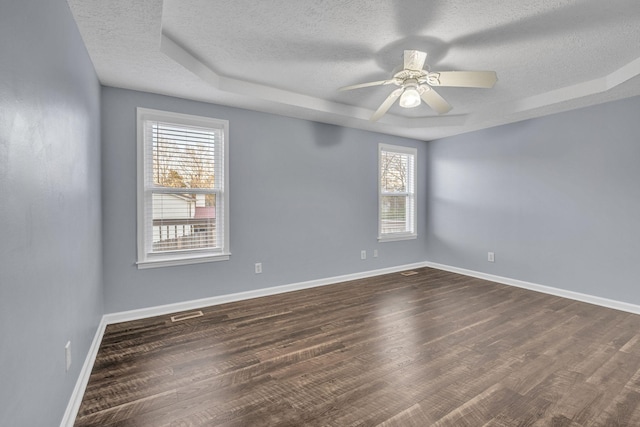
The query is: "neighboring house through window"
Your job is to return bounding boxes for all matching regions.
[136,108,229,268]
[378,144,417,241]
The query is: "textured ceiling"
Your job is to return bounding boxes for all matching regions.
[67,0,640,140]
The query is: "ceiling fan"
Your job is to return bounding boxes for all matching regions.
[339,50,497,121]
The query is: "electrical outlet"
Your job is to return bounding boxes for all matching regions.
[255,263,262,274]
[488,252,495,262]
[65,341,71,372]
[373,249,378,258]
[361,250,366,260]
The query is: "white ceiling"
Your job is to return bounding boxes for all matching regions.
[67,0,640,141]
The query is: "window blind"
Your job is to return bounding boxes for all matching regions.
[145,120,224,253]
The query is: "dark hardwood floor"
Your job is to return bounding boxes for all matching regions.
[74,267,640,426]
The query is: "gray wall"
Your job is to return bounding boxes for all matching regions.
[101,87,428,313]
[0,0,103,425]
[427,95,640,304]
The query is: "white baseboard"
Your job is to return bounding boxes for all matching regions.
[103,261,430,325]
[59,317,108,427]
[424,260,640,315]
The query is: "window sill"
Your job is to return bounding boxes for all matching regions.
[136,252,231,269]
[378,234,417,243]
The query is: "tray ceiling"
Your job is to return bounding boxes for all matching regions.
[67,0,640,140]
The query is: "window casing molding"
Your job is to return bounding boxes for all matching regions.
[136,108,230,268]
[378,143,417,242]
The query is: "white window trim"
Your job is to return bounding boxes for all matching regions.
[378,143,417,242]
[136,108,230,269]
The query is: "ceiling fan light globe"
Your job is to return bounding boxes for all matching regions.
[399,88,421,108]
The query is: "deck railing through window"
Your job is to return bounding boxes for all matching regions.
[152,218,216,252]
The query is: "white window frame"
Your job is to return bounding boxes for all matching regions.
[378,143,417,242]
[136,108,230,268]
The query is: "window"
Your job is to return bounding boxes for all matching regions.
[378,144,417,241]
[137,108,229,268]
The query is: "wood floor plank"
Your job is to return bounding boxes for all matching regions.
[375,403,436,427]
[74,267,640,426]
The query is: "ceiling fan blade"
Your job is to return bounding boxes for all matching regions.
[419,86,452,114]
[427,71,498,88]
[371,88,403,121]
[404,50,427,71]
[428,71,497,88]
[339,79,395,91]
